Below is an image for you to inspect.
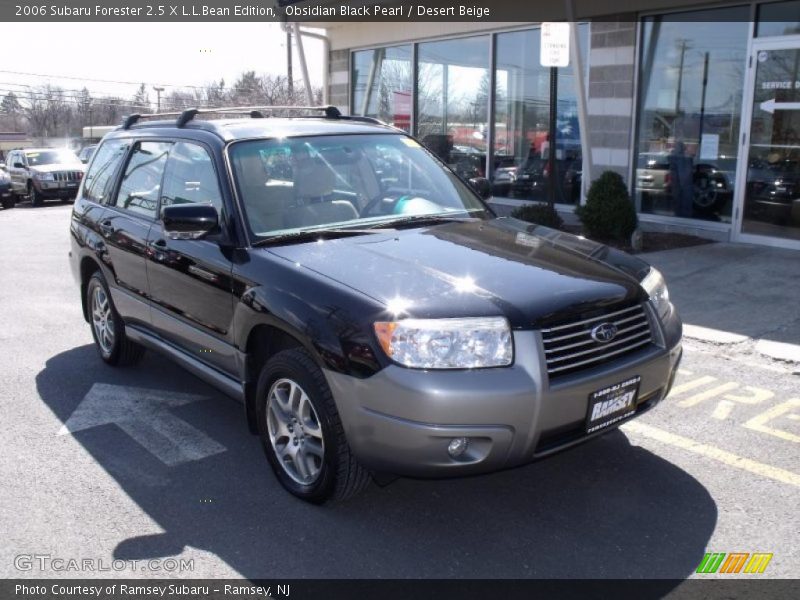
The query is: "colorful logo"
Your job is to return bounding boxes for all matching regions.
[696,552,773,574]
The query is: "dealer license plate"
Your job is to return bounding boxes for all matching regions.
[586,376,641,434]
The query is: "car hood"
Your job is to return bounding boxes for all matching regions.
[266,218,651,328]
[29,164,85,173]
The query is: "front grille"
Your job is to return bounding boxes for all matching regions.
[541,303,653,378]
[54,171,82,182]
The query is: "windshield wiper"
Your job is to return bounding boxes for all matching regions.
[252,226,391,247]
[370,213,480,230]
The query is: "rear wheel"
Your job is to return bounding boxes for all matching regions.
[256,348,371,503]
[1,196,12,210]
[86,271,145,366]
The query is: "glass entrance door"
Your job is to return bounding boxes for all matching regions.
[735,40,800,247]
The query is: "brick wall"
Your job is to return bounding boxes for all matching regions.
[587,18,637,184]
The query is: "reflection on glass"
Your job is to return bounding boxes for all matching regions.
[757,1,800,37]
[352,45,413,132]
[492,26,588,203]
[417,36,490,181]
[635,9,749,222]
[742,47,800,242]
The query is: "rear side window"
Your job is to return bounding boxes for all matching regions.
[113,141,171,219]
[83,140,130,204]
[160,142,224,215]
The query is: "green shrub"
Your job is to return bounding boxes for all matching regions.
[510,202,564,230]
[575,171,638,242]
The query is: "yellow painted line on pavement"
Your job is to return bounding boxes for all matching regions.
[743,399,800,444]
[622,421,800,488]
[669,376,717,397]
[679,382,739,407]
[712,400,735,420]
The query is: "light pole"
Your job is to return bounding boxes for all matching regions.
[152,86,165,113]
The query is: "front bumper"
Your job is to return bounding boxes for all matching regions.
[34,180,80,198]
[325,305,682,478]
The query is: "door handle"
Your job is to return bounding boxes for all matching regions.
[98,219,114,236]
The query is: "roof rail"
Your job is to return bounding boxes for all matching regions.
[173,105,343,127]
[119,105,389,131]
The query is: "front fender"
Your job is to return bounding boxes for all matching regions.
[231,255,387,380]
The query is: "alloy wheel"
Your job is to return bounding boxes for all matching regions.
[91,285,115,355]
[266,378,325,485]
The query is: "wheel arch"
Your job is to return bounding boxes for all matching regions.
[242,323,307,435]
[79,256,103,323]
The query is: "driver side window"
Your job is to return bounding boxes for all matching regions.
[160,142,224,216]
[113,142,171,219]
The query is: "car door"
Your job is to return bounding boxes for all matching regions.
[146,141,238,377]
[8,151,25,194]
[99,140,171,327]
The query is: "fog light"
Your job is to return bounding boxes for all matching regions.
[447,437,469,458]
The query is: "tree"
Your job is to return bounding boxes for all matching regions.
[131,83,150,113]
[230,71,262,105]
[0,92,23,130]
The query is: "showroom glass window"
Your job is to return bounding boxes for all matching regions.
[493,25,588,202]
[756,1,800,37]
[352,45,413,133]
[635,8,749,222]
[416,35,490,181]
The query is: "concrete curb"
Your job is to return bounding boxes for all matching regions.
[755,340,800,364]
[683,324,800,366]
[682,324,748,345]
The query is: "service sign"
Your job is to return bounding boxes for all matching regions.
[541,22,570,67]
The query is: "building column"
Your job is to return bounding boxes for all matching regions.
[328,48,350,115]
[587,18,637,184]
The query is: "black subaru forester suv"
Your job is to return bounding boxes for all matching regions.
[70,106,682,503]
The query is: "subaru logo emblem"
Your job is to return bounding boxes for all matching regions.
[591,322,618,343]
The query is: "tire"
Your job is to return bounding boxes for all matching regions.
[30,184,43,207]
[1,197,12,210]
[256,348,371,504]
[86,271,145,366]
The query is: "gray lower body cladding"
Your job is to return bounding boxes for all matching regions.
[325,310,682,478]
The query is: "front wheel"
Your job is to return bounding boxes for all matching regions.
[86,271,145,366]
[1,196,12,210]
[256,348,371,503]
[30,185,43,207]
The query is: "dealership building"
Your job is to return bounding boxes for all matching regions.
[298,0,800,249]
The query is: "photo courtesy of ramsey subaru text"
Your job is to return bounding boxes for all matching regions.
[69,106,682,503]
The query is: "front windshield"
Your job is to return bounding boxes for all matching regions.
[228,133,490,239]
[25,150,81,167]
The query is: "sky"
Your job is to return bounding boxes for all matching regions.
[2,22,324,110]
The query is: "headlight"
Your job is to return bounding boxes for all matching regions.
[642,267,670,319]
[33,172,54,181]
[374,317,512,369]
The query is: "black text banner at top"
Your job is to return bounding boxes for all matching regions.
[0,0,767,22]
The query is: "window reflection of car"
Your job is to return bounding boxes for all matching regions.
[746,158,800,223]
[510,150,581,203]
[490,155,517,196]
[636,153,732,216]
[78,145,97,164]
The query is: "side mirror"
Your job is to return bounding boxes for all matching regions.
[161,203,218,240]
[14,162,25,169]
[469,176,491,200]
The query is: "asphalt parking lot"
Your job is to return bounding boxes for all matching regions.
[1,201,798,581]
